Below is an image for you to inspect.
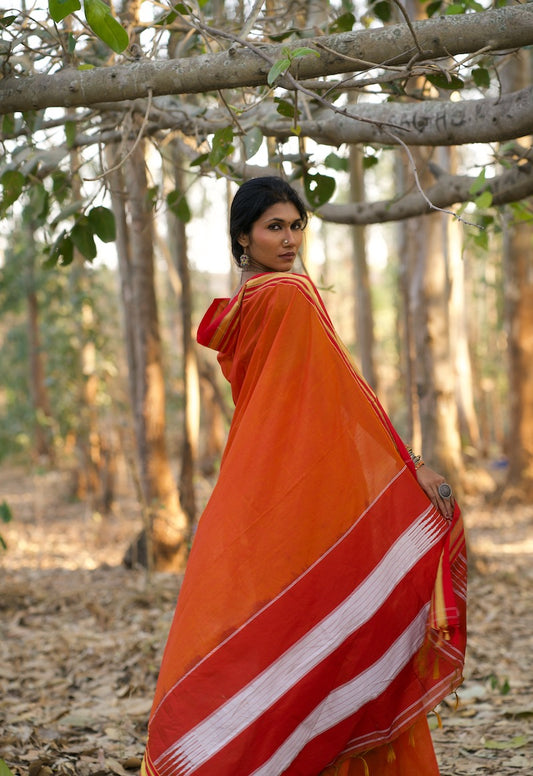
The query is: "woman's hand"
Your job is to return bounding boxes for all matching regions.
[415,465,454,520]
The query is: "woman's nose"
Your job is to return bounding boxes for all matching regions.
[283,229,294,244]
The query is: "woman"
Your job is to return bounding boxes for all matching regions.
[141,177,467,776]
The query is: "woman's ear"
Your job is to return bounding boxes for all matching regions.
[237,233,249,249]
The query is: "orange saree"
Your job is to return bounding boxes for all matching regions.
[141,273,467,776]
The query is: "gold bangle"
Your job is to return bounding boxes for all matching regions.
[407,447,425,470]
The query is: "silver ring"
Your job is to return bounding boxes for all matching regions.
[438,483,452,499]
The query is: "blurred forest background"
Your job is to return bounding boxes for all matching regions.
[1,0,532,573]
[1,1,533,774]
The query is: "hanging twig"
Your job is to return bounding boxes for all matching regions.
[83,89,153,181]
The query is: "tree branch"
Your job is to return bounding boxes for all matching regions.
[1,5,532,114]
[262,87,533,147]
[317,155,533,225]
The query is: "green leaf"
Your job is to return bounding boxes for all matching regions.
[371,0,392,22]
[0,501,13,524]
[268,57,291,86]
[484,735,528,750]
[2,114,15,136]
[23,111,39,132]
[83,0,129,54]
[510,201,533,223]
[362,155,379,170]
[52,170,70,203]
[324,152,348,172]
[472,67,490,88]
[65,120,76,148]
[274,97,296,118]
[242,127,263,160]
[0,757,15,775]
[445,3,465,13]
[469,168,486,195]
[71,221,97,260]
[1,170,25,213]
[166,190,191,222]
[49,0,81,23]
[425,1,443,17]
[0,14,19,28]
[473,229,488,250]
[190,152,209,168]
[304,171,336,208]
[290,46,319,61]
[43,230,74,268]
[329,12,355,34]
[427,73,464,90]
[466,0,485,11]
[173,3,191,13]
[475,190,493,209]
[209,126,234,167]
[28,183,49,221]
[68,32,77,53]
[268,30,296,43]
[88,206,116,241]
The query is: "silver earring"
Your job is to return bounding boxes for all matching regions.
[239,253,250,268]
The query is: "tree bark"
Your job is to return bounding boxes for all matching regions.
[167,147,200,527]
[109,140,189,570]
[349,145,377,391]
[25,233,54,462]
[1,6,532,113]
[503,216,533,498]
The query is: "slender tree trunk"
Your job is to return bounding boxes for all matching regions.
[67,137,115,513]
[349,145,377,390]
[169,147,200,526]
[396,1,463,485]
[25,234,54,462]
[504,215,533,497]
[446,148,480,454]
[501,50,533,499]
[109,141,189,570]
[397,153,463,485]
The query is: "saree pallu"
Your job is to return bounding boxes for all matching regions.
[142,273,467,776]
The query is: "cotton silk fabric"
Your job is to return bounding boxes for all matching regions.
[141,273,467,776]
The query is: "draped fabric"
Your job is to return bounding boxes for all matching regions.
[141,273,467,776]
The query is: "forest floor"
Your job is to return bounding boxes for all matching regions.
[0,463,532,776]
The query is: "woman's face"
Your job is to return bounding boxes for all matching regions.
[238,202,304,273]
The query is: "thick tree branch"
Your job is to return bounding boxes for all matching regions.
[263,87,533,147]
[1,5,532,115]
[5,83,528,156]
[317,154,533,224]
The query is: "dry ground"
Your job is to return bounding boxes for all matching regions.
[1,465,532,776]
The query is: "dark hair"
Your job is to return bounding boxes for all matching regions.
[229,176,308,263]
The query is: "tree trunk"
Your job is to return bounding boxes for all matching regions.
[504,213,533,498]
[446,148,481,455]
[67,136,115,513]
[25,232,54,462]
[349,145,377,391]
[396,1,463,486]
[167,147,200,527]
[501,49,533,499]
[109,140,189,571]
